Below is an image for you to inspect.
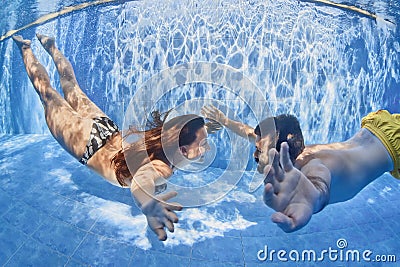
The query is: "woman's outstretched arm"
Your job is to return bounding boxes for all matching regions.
[130,160,182,241]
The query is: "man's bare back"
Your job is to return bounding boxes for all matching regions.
[295,128,393,203]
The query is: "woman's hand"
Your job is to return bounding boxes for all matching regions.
[141,191,183,241]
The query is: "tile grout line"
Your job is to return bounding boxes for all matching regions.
[64,231,92,266]
[240,232,246,267]
[126,246,138,267]
[187,244,194,267]
[2,233,28,266]
[2,194,71,266]
[64,210,102,266]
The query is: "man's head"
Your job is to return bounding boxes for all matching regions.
[254,114,305,173]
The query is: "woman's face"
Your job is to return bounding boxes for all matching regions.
[180,126,210,160]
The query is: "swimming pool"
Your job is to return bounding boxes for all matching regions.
[0,0,399,266]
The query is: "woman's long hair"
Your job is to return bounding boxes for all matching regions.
[111,111,205,186]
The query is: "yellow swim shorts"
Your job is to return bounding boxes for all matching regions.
[361,110,400,179]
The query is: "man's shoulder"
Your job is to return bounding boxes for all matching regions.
[295,144,333,168]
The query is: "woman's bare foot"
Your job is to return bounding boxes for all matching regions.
[12,35,31,50]
[36,33,55,53]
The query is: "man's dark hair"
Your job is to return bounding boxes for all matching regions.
[254,114,305,163]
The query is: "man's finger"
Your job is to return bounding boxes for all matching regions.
[263,183,277,207]
[268,148,277,165]
[273,181,280,195]
[285,204,312,231]
[200,107,209,116]
[272,149,280,170]
[271,212,295,233]
[263,165,274,185]
[263,164,272,175]
[269,148,283,180]
[202,105,213,115]
[280,142,294,173]
[263,166,281,195]
[208,104,217,111]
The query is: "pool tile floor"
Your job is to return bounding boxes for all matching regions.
[0,134,399,266]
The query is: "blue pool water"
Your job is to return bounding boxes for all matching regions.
[0,0,399,266]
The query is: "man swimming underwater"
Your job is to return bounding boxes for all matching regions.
[202,105,399,232]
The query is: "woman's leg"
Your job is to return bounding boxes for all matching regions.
[12,35,93,160]
[36,33,107,119]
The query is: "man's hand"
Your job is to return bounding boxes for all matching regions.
[205,120,223,134]
[141,191,183,241]
[263,142,320,232]
[201,105,228,125]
